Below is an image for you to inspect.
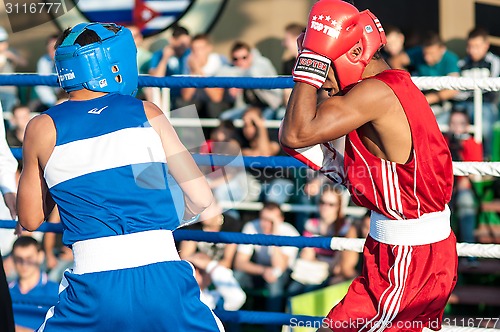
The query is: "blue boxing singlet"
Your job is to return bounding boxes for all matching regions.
[43,93,184,246]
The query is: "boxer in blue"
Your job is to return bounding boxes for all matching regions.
[17,23,224,331]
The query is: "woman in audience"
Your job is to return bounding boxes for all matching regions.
[288,185,351,294]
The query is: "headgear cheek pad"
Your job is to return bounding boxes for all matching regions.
[55,23,138,96]
[332,10,387,90]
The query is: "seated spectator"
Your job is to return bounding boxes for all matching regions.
[339,210,370,280]
[6,104,31,176]
[241,107,280,157]
[127,26,152,101]
[281,23,306,110]
[234,202,299,324]
[179,34,231,118]
[9,237,58,331]
[179,201,242,269]
[219,41,283,120]
[289,186,351,294]
[294,137,346,233]
[381,25,407,70]
[241,107,294,204]
[281,23,305,77]
[6,104,32,148]
[393,31,459,125]
[149,25,191,77]
[200,121,261,204]
[34,34,60,113]
[188,252,246,311]
[455,27,500,159]
[0,26,27,118]
[149,25,191,108]
[2,233,44,282]
[445,110,482,252]
[127,26,152,75]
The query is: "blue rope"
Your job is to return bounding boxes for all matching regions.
[174,230,333,250]
[9,148,305,168]
[213,309,324,326]
[0,221,64,233]
[0,221,333,250]
[192,154,304,168]
[0,74,295,89]
[140,76,295,89]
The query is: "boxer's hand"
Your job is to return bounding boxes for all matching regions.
[292,49,331,89]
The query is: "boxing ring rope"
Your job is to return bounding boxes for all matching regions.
[2,74,500,330]
[9,147,500,178]
[1,74,499,91]
[0,222,499,259]
[1,74,498,137]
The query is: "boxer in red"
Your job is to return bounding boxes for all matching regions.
[279,1,458,331]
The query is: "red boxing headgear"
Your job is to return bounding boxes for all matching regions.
[332,10,387,89]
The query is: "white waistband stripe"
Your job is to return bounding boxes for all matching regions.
[72,230,180,274]
[370,206,451,246]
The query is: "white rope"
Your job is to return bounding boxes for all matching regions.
[453,162,500,176]
[330,237,365,253]
[412,76,500,91]
[456,242,500,258]
[329,237,500,259]
[170,118,283,128]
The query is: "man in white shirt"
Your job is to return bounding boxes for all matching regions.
[234,202,299,325]
[179,34,229,118]
[0,103,18,332]
[34,34,61,112]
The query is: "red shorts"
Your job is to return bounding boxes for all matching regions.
[326,232,458,332]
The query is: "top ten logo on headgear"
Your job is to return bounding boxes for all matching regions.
[309,14,343,39]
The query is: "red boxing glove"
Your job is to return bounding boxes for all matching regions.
[279,123,346,185]
[281,142,346,186]
[292,49,331,89]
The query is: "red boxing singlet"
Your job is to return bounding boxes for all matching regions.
[343,69,453,220]
[327,70,457,332]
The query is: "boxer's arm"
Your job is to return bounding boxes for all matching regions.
[144,101,213,218]
[280,78,393,149]
[17,115,56,231]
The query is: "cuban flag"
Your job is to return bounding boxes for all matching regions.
[76,0,194,37]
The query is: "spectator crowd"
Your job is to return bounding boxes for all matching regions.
[0,21,499,331]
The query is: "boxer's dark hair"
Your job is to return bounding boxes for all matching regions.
[55,24,120,49]
[342,0,355,5]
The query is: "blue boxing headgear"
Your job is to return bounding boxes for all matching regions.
[55,23,138,96]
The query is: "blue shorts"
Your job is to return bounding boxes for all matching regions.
[37,260,224,331]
